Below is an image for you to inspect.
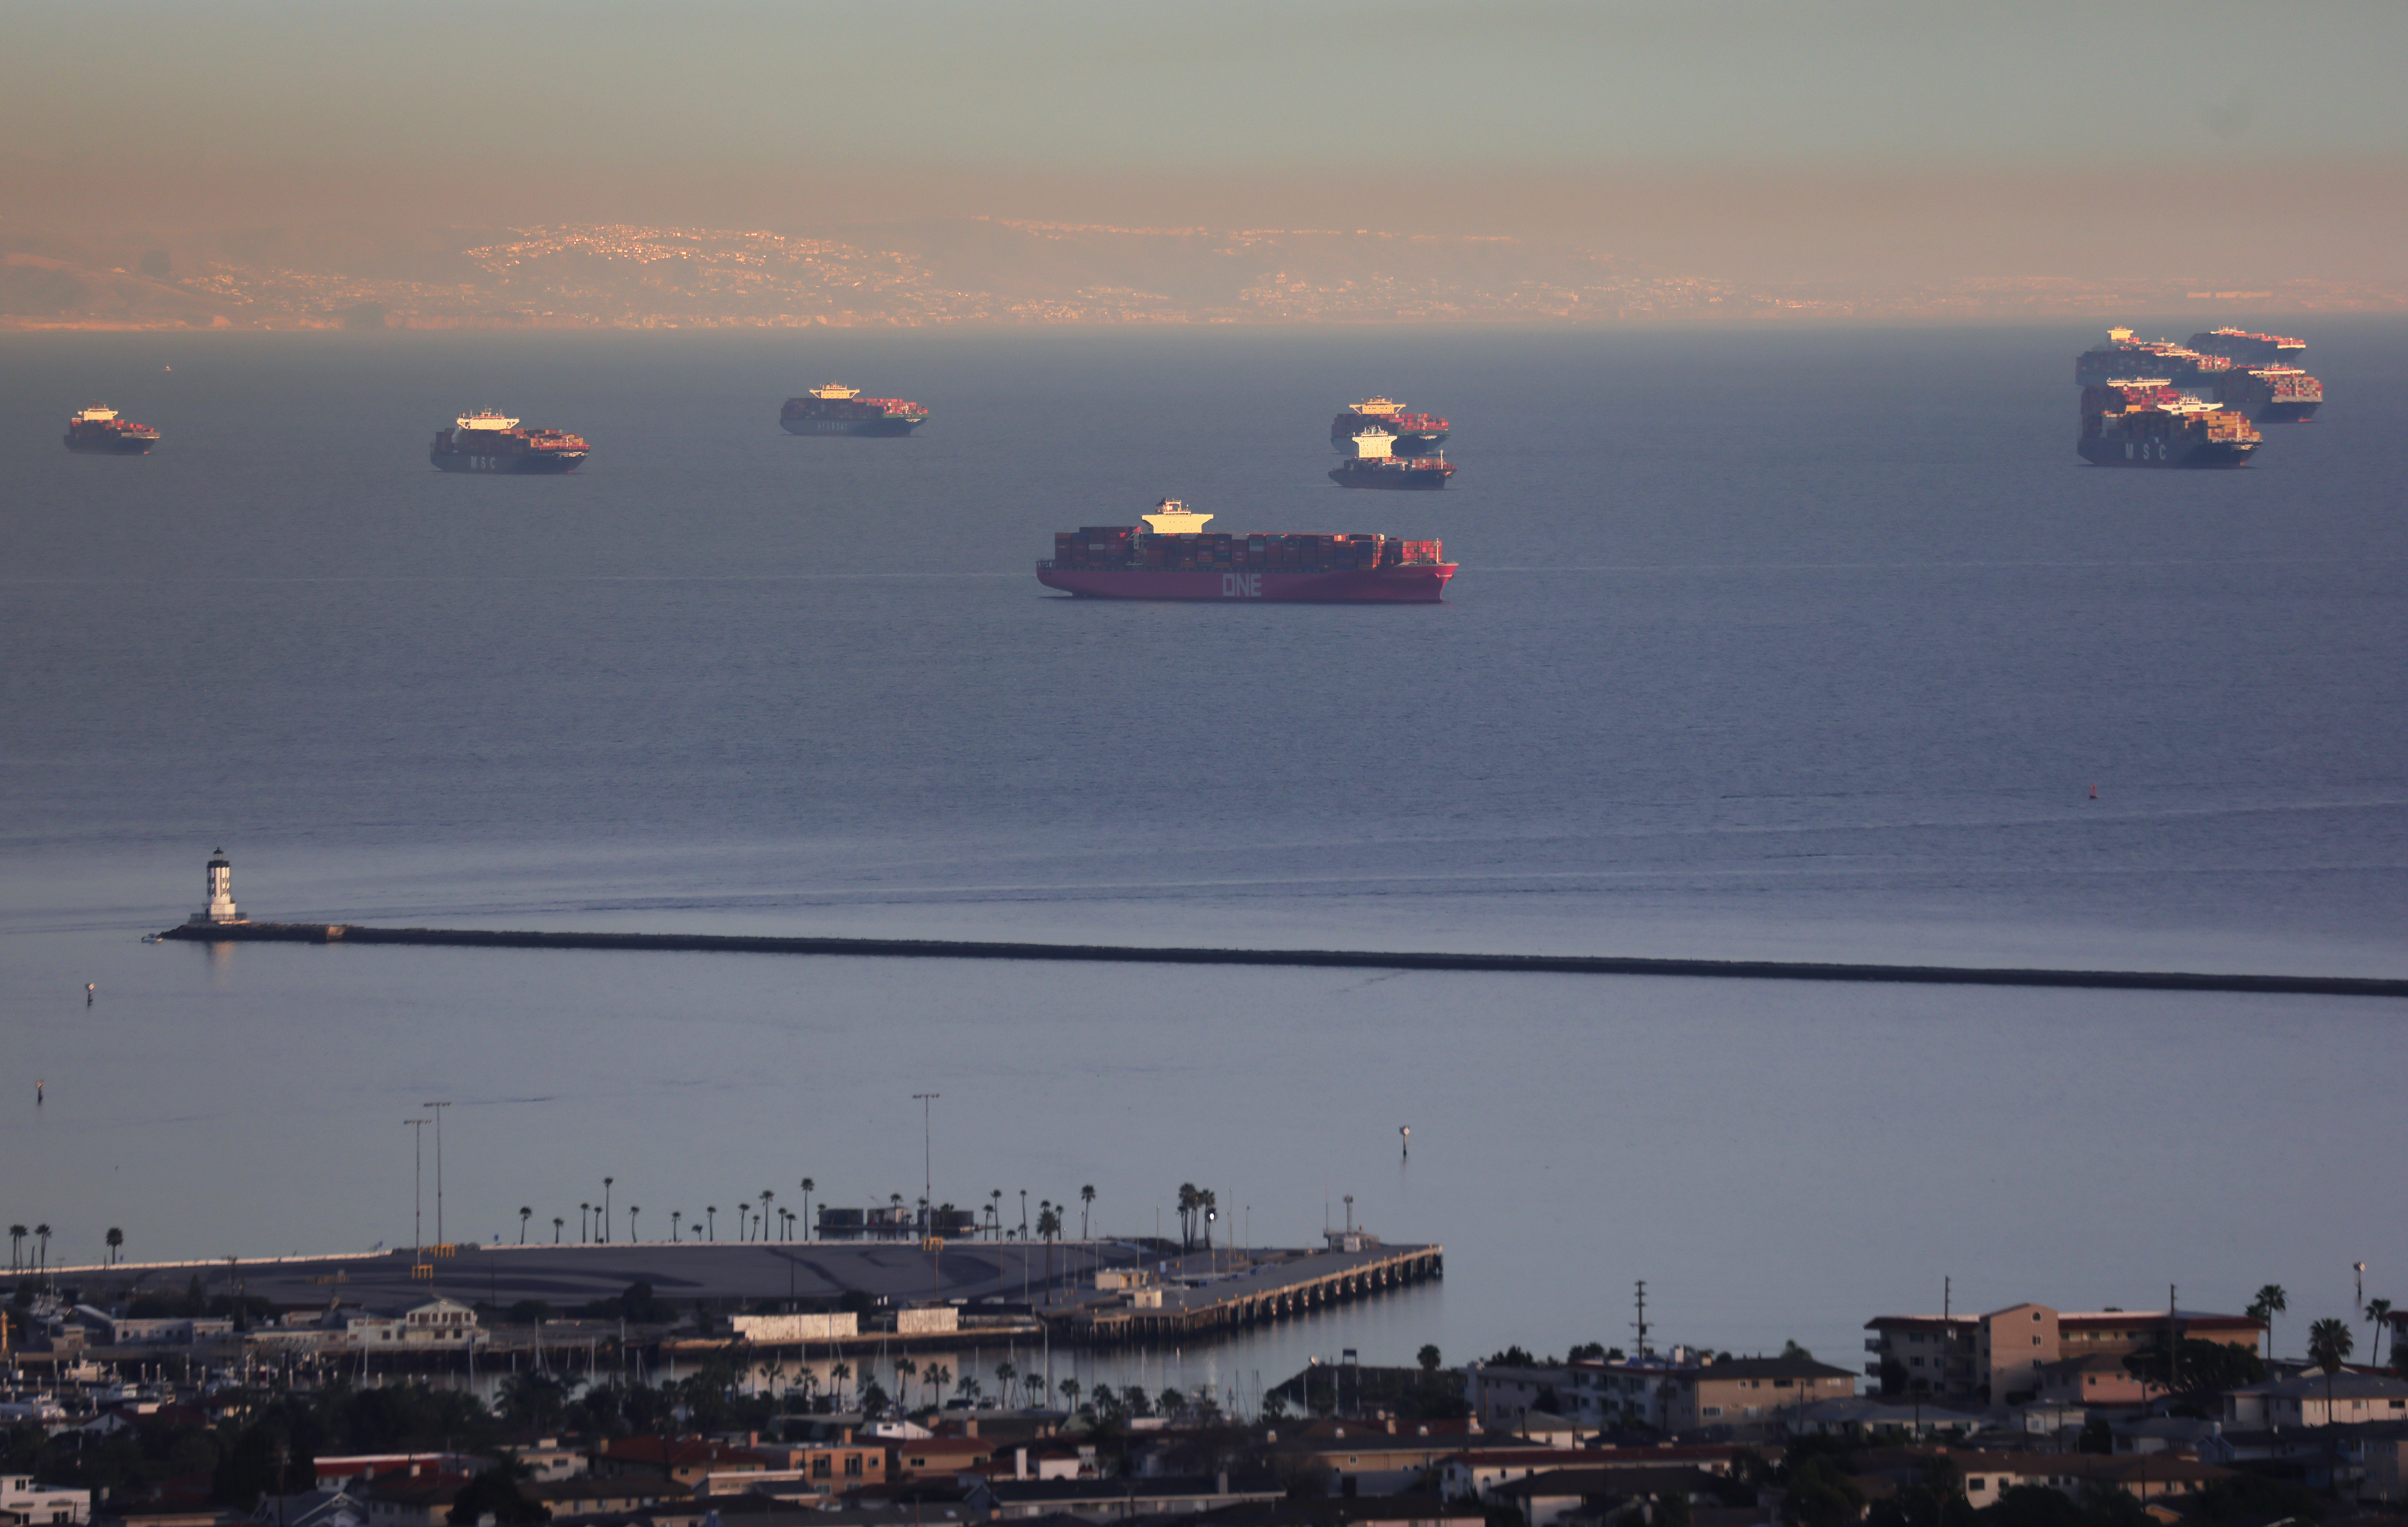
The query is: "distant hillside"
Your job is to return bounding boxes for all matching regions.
[3,219,2398,330]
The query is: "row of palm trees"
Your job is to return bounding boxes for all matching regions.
[498,1178,1115,1247]
[7,1224,126,1271]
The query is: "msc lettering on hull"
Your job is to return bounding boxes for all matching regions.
[1220,573,1263,598]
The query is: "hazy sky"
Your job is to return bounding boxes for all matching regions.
[5,1,2405,279]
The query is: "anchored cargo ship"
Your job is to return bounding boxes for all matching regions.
[428,411,588,473]
[2076,327,2321,422]
[62,405,160,454]
[2079,380,2259,468]
[779,384,930,436]
[1330,425,1454,489]
[1037,499,1455,603]
[1330,396,1447,454]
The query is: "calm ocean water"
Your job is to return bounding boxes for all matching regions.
[3,323,2404,1386]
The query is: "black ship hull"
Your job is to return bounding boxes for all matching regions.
[2078,438,2254,468]
[1330,466,1452,490]
[64,434,155,455]
[430,450,586,474]
[2251,401,2321,424]
[780,415,925,437]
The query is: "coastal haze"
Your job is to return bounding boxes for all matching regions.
[6,2,2408,327]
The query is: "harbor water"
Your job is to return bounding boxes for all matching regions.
[3,322,2405,1382]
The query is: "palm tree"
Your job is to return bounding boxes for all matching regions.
[2369,1298,2395,1368]
[34,1224,50,1272]
[2250,1284,2290,1360]
[2308,1316,2354,1423]
[105,1228,123,1265]
[1080,1184,1095,1240]
[1177,1183,1199,1249]
[628,1206,640,1241]
[800,1177,815,1240]
[552,1216,563,1244]
[1024,1371,1044,1408]
[671,1211,682,1242]
[760,1190,775,1239]
[895,1356,918,1411]
[995,1360,1017,1408]
[925,1362,950,1411]
[7,1226,23,1271]
[956,1373,980,1405]
[518,1207,532,1243]
[1058,1376,1081,1411]
[1199,1188,1217,1250]
[830,1360,852,1410]
[989,1189,1003,1240]
[706,1205,717,1240]
[580,1202,591,1242]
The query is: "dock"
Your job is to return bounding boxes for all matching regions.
[1055,1242,1442,1346]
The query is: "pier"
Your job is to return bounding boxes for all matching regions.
[1055,1242,1442,1346]
[157,920,2408,999]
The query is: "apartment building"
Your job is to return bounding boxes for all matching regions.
[1864,1304,2262,1404]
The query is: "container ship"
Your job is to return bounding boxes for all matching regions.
[428,411,589,473]
[2075,327,2321,422]
[1330,396,1446,454]
[1037,499,1455,603]
[62,405,160,454]
[2080,381,2259,468]
[779,384,930,436]
[1330,425,1454,489]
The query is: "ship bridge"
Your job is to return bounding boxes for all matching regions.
[1140,498,1214,535]
[810,384,862,399]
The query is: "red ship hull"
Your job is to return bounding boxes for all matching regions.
[1038,564,1455,603]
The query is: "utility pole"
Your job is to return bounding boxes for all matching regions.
[1632,1280,1650,1358]
[914,1093,939,1235]
[403,1119,428,1254]
[422,1101,451,1246]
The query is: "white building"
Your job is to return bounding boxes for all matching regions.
[345,1299,488,1349]
[2,1475,92,1526]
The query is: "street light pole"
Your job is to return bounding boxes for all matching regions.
[422,1102,451,1246]
[914,1093,939,1235]
[403,1119,428,1254]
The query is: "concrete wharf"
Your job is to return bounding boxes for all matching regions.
[1052,1242,1442,1346]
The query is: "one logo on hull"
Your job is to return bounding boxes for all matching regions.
[1220,573,1263,599]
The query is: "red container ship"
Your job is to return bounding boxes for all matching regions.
[63,405,160,454]
[1037,499,1455,603]
[1330,395,1447,453]
[1330,425,1454,489]
[2076,327,2321,422]
[2079,381,2259,468]
[429,411,589,473]
[780,384,930,436]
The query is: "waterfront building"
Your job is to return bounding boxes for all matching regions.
[1863,1303,2263,1403]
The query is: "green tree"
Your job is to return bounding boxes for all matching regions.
[1080,1184,1095,1239]
[2366,1297,2393,1368]
[995,1361,1017,1407]
[1783,1455,1865,1527]
[518,1207,531,1243]
[1418,1344,1443,1373]
[448,1464,549,1525]
[1176,1183,1199,1249]
[1780,1339,1816,1362]
[2306,1317,2353,1422]
[1058,1376,1081,1411]
[7,1225,23,1271]
[105,1228,123,1264]
[829,1360,851,1409]
[895,1357,917,1411]
[34,1224,50,1271]
[925,1362,951,1411]
[2247,1284,2288,1361]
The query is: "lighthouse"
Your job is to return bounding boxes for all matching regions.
[188,849,244,925]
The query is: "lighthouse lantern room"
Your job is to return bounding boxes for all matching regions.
[188,848,244,925]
